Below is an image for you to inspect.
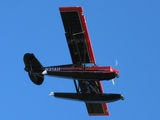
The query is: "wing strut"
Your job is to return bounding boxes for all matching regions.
[73,80,100,94]
[73,79,79,93]
[83,38,86,70]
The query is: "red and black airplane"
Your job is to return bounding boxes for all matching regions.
[23,6,124,116]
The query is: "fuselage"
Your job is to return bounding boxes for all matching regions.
[38,64,119,81]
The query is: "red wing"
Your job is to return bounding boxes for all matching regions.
[59,6,109,116]
[80,81,109,116]
[59,6,95,65]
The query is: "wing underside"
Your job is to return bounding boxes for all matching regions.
[60,7,95,65]
[59,6,109,116]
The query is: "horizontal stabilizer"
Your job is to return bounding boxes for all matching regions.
[23,53,44,85]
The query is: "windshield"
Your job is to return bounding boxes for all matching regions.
[82,63,96,67]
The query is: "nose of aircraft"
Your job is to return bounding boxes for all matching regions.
[110,67,120,74]
[113,68,119,78]
[113,69,119,73]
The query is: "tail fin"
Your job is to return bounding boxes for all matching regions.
[23,53,44,85]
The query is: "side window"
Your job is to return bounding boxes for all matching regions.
[82,63,95,67]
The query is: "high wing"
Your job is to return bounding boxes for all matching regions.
[59,6,109,116]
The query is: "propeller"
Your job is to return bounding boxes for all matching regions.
[111,59,118,85]
[112,79,115,85]
[115,59,118,66]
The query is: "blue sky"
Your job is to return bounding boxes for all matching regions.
[1,0,160,119]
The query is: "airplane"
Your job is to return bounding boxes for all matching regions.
[23,6,124,116]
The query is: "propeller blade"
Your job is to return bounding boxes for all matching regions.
[115,59,118,66]
[112,79,115,85]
